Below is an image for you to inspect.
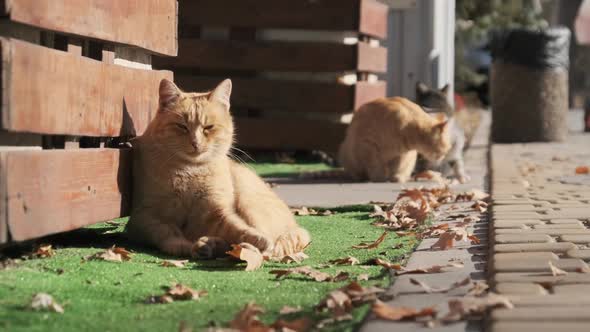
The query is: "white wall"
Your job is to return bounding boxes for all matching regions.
[384,0,456,104]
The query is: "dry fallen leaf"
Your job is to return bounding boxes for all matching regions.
[430,232,456,250]
[549,261,568,276]
[372,300,436,321]
[279,305,302,315]
[270,266,334,282]
[229,302,268,331]
[471,200,488,213]
[146,284,207,304]
[575,166,590,174]
[357,274,370,281]
[352,232,388,249]
[396,263,464,276]
[278,252,310,264]
[86,246,132,262]
[371,258,403,270]
[431,228,475,250]
[410,277,471,293]
[467,281,489,296]
[329,256,360,266]
[161,260,189,268]
[32,244,54,258]
[317,281,386,318]
[29,293,64,313]
[271,318,312,332]
[226,243,264,271]
[441,293,513,323]
[316,314,353,330]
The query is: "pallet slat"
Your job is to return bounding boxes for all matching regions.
[179,0,388,39]
[1,0,178,56]
[176,76,386,113]
[0,149,131,242]
[1,38,172,137]
[235,118,347,152]
[154,40,387,73]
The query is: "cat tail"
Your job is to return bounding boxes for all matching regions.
[297,169,351,180]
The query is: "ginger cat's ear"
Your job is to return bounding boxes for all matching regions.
[209,79,232,110]
[433,120,449,133]
[159,79,181,110]
[440,84,451,97]
[416,82,429,96]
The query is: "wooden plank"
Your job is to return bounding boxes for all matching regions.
[0,152,6,243]
[354,81,387,109]
[179,0,387,39]
[154,40,387,73]
[357,41,388,73]
[1,38,173,136]
[175,76,387,113]
[3,0,177,56]
[2,148,131,242]
[235,118,347,152]
[359,0,389,39]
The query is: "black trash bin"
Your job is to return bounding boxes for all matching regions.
[490,27,571,142]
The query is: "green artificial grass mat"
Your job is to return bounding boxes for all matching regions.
[247,161,334,178]
[0,208,416,332]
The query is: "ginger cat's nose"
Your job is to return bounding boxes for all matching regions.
[191,140,198,151]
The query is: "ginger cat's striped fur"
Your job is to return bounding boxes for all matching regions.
[338,97,451,182]
[126,79,310,258]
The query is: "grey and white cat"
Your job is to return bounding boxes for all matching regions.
[415,82,470,183]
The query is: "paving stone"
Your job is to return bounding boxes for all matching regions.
[494,242,575,253]
[506,294,590,306]
[566,249,590,261]
[493,272,590,285]
[544,208,590,219]
[495,282,548,295]
[494,252,559,263]
[494,234,552,244]
[490,322,590,332]
[491,307,590,321]
[559,235,590,244]
[493,219,543,228]
[552,284,590,294]
[494,229,590,236]
[492,212,543,219]
[533,223,585,229]
[548,219,585,224]
[493,205,542,212]
[494,258,588,273]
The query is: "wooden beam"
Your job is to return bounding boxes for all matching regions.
[175,76,387,113]
[3,0,177,56]
[154,40,387,73]
[179,0,388,39]
[235,118,347,152]
[1,38,172,137]
[1,148,131,242]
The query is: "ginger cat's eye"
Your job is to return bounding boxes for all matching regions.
[176,123,189,132]
[203,124,214,131]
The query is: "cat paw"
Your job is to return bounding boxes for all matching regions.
[239,231,272,252]
[458,174,471,184]
[191,236,230,260]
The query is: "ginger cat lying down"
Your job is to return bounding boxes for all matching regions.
[126,79,310,258]
[338,97,451,182]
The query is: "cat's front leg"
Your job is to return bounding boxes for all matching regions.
[192,236,230,259]
[450,159,470,183]
[208,210,273,253]
[127,213,193,257]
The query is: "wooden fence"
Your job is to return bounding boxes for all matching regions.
[0,0,177,244]
[154,0,389,152]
